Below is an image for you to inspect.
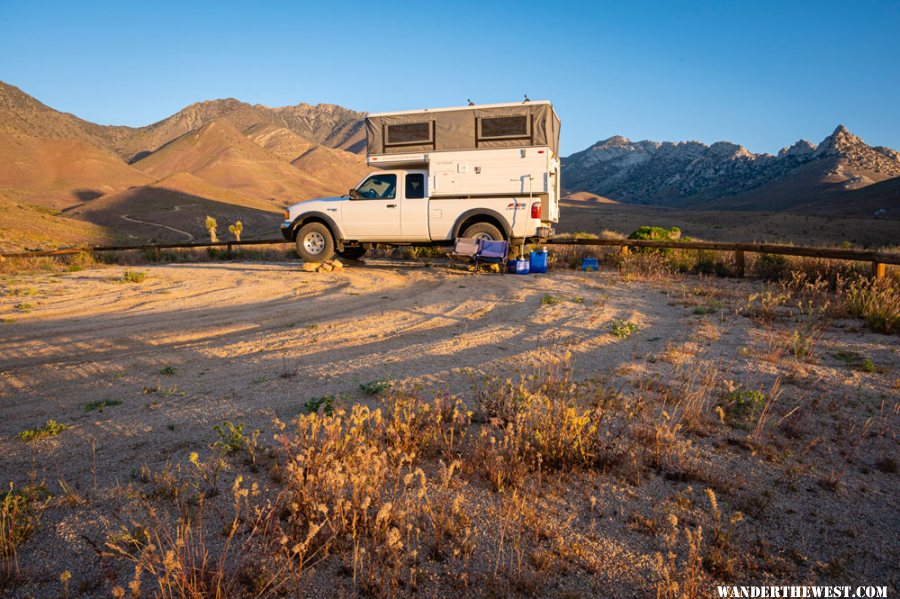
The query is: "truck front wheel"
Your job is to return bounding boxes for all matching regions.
[295,222,335,262]
[461,222,504,242]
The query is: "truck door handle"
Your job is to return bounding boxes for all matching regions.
[386,204,397,208]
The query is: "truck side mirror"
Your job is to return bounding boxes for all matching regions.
[349,188,360,200]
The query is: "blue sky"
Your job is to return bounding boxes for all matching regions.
[1,0,898,156]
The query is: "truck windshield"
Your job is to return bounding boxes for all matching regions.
[356,174,397,199]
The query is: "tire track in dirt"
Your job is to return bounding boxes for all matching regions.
[120,214,194,240]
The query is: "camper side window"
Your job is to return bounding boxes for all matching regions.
[477,115,530,140]
[405,174,425,199]
[356,174,397,199]
[385,122,433,146]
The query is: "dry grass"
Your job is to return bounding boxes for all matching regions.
[87,350,766,597]
[1,484,41,584]
[840,277,900,334]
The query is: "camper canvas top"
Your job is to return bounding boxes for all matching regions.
[367,100,554,117]
[366,101,560,158]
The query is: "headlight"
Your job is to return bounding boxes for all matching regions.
[283,210,290,220]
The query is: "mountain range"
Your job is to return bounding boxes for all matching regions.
[562,126,900,215]
[0,81,369,250]
[0,81,897,252]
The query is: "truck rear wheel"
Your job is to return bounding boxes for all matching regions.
[461,222,504,242]
[295,222,335,262]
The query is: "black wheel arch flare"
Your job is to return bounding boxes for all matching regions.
[452,208,512,240]
[289,212,345,251]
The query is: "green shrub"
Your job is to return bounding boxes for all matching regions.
[693,302,721,315]
[609,319,639,338]
[305,395,339,415]
[627,226,682,255]
[19,420,70,442]
[360,379,392,395]
[121,270,147,284]
[84,399,122,413]
[628,226,681,242]
[717,390,766,427]
[754,254,789,281]
[541,294,562,306]
[213,421,259,455]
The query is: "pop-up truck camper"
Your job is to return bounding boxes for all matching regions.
[281,100,561,262]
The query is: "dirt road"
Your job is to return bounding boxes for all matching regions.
[0,262,675,424]
[0,261,687,489]
[1,260,898,597]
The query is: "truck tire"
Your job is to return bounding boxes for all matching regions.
[295,222,335,262]
[337,246,367,260]
[461,221,504,242]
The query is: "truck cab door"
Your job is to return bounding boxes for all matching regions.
[341,173,402,240]
[400,171,430,240]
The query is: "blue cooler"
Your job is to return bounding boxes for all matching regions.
[581,257,599,272]
[530,249,548,274]
[508,259,530,274]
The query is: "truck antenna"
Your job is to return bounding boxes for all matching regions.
[467,99,475,106]
[523,94,530,103]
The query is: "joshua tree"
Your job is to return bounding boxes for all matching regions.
[205,215,218,243]
[228,220,243,242]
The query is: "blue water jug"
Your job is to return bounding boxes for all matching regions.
[508,259,530,274]
[581,257,599,272]
[530,249,548,273]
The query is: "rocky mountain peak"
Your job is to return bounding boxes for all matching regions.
[708,141,753,159]
[562,124,900,208]
[778,140,815,158]
[593,135,631,149]
[606,135,631,145]
[814,124,866,157]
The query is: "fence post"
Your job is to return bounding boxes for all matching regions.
[620,244,630,257]
[153,247,161,261]
[226,243,233,254]
[872,261,885,279]
[734,250,745,278]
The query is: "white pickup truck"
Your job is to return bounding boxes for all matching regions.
[281,101,561,262]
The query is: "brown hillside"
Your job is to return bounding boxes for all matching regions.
[131,120,338,206]
[819,176,900,218]
[291,145,370,192]
[0,197,117,252]
[0,134,151,209]
[0,81,130,150]
[108,98,366,161]
[242,123,315,162]
[135,172,276,212]
[1,82,367,162]
[0,82,151,209]
[695,156,897,216]
[112,99,277,162]
[70,175,282,243]
[271,102,366,154]
[564,191,619,203]
[318,116,366,153]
